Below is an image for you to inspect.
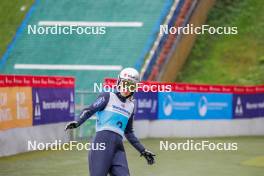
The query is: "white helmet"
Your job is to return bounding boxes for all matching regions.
[118,67,140,85]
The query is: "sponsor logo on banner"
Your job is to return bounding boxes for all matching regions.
[233,94,264,118]
[234,97,243,116]
[32,88,74,125]
[198,96,208,117]
[158,92,232,119]
[162,94,195,116]
[134,92,158,120]
[0,87,33,130]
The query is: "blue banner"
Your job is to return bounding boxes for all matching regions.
[32,88,75,125]
[134,92,158,120]
[233,94,264,118]
[158,92,233,120]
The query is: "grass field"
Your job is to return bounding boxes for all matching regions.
[177,0,264,85]
[0,136,263,176]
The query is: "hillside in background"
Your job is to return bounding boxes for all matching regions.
[176,0,264,85]
[0,0,34,58]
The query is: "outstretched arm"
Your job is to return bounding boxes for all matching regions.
[65,92,109,130]
[124,116,145,153]
[124,113,155,165]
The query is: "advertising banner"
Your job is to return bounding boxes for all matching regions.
[233,94,264,118]
[0,74,75,130]
[158,92,233,120]
[32,88,75,125]
[104,78,264,120]
[0,87,32,130]
[134,92,158,120]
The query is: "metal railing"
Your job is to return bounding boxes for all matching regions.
[74,90,98,140]
[75,90,98,112]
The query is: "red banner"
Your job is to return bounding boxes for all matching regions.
[104,78,264,94]
[0,75,75,88]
